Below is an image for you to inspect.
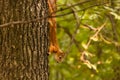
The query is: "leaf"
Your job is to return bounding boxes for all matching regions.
[83,51,94,57]
[110,12,120,20]
[82,42,88,49]
[90,35,99,41]
[100,34,112,44]
[84,62,98,72]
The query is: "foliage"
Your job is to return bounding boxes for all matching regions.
[49,0,120,80]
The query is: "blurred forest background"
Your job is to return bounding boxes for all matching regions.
[49,0,120,80]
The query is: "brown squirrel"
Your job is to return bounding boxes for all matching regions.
[48,0,65,62]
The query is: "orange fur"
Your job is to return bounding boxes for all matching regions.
[48,0,65,62]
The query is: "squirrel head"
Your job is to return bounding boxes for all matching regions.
[54,50,65,63]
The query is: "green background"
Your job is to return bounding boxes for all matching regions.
[49,0,120,80]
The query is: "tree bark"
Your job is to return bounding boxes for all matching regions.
[0,0,49,80]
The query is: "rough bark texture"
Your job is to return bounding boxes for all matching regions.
[0,0,49,80]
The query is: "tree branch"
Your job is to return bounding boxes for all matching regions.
[0,2,108,28]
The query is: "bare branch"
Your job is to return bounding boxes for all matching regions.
[0,2,108,28]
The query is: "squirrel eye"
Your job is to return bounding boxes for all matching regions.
[59,56,62,59]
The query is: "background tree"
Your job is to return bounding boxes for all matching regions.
[0,0,49,79]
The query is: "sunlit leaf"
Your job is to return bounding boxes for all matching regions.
[83,51,94,57]
[82,42,88,49]
[84,62,98,72]
[100,34,112,44]
[90,35,99,41]
[110,12,120,20]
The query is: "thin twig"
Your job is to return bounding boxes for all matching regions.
[62,27,82,52]
[86,22,107,48]
[55,3,107,18]
[81,23,97,31]
[56,0,91,13]
[80,21,107,63]
[65,3,85,54]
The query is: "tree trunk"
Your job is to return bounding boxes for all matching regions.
[0,0,49,80]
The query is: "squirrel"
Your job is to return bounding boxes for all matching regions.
[48,0,65,62]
